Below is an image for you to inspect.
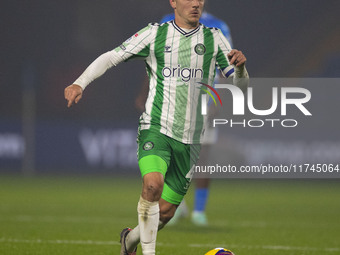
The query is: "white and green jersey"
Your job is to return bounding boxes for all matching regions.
[75,21,234,144]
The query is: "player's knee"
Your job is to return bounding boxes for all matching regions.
[145,181,163,194]
[142,179,164,201]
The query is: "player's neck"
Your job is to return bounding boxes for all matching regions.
[174,17,199,30]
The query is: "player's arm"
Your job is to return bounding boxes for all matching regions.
[219,22,233,47]
[228,49,249,93]
[64,50,123,108]
[216,30,249,93]
[65,24,154,108]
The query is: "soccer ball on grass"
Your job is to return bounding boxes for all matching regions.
[204,247,235,255]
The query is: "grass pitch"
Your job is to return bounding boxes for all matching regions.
[0,175,339,255]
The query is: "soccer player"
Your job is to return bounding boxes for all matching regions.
[64,0,248,254]
[135,8,234,227]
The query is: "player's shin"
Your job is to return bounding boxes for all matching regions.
[138,196,160,255]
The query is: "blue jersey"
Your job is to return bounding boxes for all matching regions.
[160,12,232,47]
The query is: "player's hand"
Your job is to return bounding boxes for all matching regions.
[64,84,83,108]
[228,49,247,68]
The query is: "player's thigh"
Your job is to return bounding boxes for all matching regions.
[161,141,201,205]
[137,129,171,177]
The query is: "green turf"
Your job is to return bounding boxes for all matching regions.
[0,175,339,255]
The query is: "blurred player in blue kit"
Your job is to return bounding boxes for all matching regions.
[135,7,233,226]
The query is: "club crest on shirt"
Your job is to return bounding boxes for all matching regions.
[143,141,154,151]
[194,43,206,55]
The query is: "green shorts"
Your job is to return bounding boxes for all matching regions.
[137,129,201,205]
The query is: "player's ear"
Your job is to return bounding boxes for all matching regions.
[169,0,176,9]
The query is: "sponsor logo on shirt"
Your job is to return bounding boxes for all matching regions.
[162,65,203,82]
[164,45,172,53]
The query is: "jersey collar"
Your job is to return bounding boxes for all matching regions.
[171,20,201,37]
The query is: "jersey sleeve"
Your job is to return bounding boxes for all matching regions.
[73,24,155,90]
[218,21,233,47]
[215,29,235,78]
[114,23,155,61]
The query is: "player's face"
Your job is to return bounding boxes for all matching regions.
[170,0,205,29]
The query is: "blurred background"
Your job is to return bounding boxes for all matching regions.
[1,0,340,174]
